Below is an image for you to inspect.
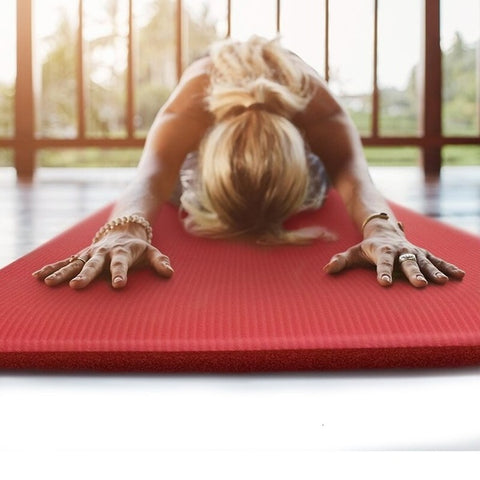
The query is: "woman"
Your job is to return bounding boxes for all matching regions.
[33,37,464,289]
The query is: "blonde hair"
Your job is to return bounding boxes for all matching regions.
[181,36,326,245]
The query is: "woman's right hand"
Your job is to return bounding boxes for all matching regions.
[32,230,174,289]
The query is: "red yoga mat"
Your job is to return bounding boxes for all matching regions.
[0,190,479,372]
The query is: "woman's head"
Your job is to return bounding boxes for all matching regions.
[181,37,323,245]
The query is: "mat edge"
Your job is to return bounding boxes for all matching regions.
[1,345,479,372]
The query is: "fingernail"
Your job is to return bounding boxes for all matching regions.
[324,260,336,271]
[113,276,123,284]
[163,263,174,273]
[382,274,391,283]
[435,272,448,279]
[416,275,428,283]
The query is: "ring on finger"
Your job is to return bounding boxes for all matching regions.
[69,255,87,266]
[398,253,417,264]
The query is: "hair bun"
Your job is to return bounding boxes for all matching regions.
[207,37,313,123]
[209,78,310,122]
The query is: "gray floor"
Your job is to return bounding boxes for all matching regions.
[0,165,479,269]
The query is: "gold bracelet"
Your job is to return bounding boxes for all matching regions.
[361,212,405,234]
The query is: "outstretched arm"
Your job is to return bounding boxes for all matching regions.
[33,59,213,289]
[297,78,465,287]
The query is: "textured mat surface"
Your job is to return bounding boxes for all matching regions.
[0,191,479,372]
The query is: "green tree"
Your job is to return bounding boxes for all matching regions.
[442,32,477,135]
[38,0,221,138]
[84,0,129,137]
[134,0,179,134]
[184,2,220,63]
[39,8,77,137]
[134,0,220,134]
[0,83,14,137]
[376,32,477,137]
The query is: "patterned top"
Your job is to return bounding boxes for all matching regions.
[169,151,329,212]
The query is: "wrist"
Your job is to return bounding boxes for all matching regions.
[363,219,402,238]
[92,214,153,244]
[361,212,405,238]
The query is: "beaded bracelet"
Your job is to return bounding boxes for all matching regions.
[361,212,404,234]
[92,215,153,244]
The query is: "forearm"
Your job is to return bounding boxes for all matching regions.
[106,92,211,226]
[313,113,400,237]
[100,150,181,244]
[109,163,174,222]
[333,167,401,237]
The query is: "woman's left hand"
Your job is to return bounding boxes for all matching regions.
[323,230,465,287]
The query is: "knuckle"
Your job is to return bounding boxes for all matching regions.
[112,246,129,256]
[84,258,98,268]
[110,259,125,270]
[95,246,109,256]
[379,259,394,269]
[436,259,449,269]
[379,245,394,256]
[81,264,96,274]
[416,256,430,268]
[428,254,447,269]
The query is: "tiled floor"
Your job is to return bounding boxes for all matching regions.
[1,165,479,269]
[0,167,135,269]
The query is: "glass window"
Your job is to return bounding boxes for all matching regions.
[441,0,480,136]
[83,0,129,138]
[364,146,420,166]
[443,145,480,166]
[0,0,16,138]
[133,0,177,136]
[36,148,142,168]
[0,149,14,168]
[183,0,228,67]
[280,0,326,78]
[378,0,421,136]
[34,0,78,138]
[230,0,277,41]
[328,0,375,136]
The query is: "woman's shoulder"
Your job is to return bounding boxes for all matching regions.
[180,56,213,83]
[159,57,213,116]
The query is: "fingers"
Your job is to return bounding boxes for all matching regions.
[426,252,465,280]
[108,245,174,288]
[39,258,86,287]
[398,254,428,288]
[323,245,369,274]
[32,258,74,281]
[375,246,396,287]
[33,252,106,289]
[69,254,106,289]
[33,241,175,289]
[109,247,131,289]
[146,246,174,278]
[416,254,449,285]
[398,252,465,288]
[323,241,465,289]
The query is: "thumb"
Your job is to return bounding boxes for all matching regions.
[145,246,174,278]
[323,244,369,274]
